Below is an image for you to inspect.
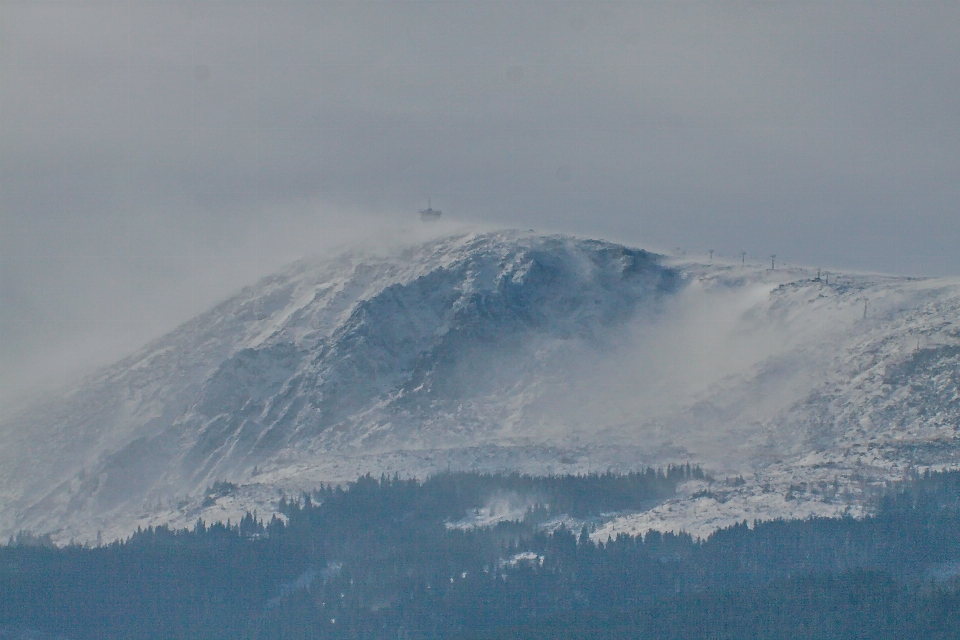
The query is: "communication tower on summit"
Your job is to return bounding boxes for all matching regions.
[419,198,442,222]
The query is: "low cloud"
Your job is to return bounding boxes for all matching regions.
[3,1,959,409]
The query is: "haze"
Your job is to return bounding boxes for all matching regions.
[2,1,959,410]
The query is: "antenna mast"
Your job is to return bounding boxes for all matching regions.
[419,197,442,222]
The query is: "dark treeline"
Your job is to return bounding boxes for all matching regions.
[2,467,960,639]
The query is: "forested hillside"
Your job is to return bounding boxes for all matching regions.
[3,468,960,639]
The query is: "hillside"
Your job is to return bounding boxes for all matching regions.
[0,231,957,543]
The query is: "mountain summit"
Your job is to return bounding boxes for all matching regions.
[2,231,958,542]
[0,232,680,539]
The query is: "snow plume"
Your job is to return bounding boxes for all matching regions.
[446,492,536,530]
[520,264,874,471]
[264,561,342,610]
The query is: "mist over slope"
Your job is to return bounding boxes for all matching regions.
[1,230,958,543]
[0,232,678,539]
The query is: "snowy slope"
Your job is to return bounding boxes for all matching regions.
[1,231,957,544]
[592,270,960,541]
[0,232,678,540]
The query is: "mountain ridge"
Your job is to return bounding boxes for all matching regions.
[0,231,680,540]
[1,230,958,543]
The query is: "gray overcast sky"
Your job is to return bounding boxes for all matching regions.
[2,1,959,408]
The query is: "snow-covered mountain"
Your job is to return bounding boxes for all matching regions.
[1,230,958,543]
